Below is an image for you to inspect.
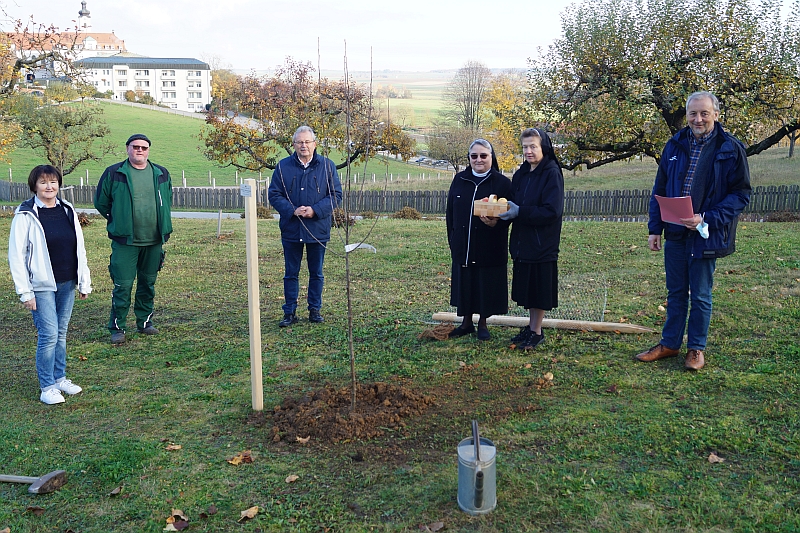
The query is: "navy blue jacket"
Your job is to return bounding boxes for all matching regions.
[509,132,564,264]
[648,124,751,259]
[446,169,513,268]
[268,152,343,243]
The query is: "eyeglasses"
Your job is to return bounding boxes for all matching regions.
[130,145,149,151]
[293,140,316,146]
[469,153,490,160]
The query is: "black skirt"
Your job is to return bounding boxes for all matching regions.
[450,262,508,317]
[511,260,558,311]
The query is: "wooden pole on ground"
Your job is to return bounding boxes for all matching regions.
[431,312,655,334]
[242,179,263,410]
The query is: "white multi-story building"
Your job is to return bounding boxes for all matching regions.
[74,57,212,112]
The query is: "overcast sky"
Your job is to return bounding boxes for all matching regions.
[6,0,575,72]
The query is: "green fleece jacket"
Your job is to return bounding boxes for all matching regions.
[94,159,173,245]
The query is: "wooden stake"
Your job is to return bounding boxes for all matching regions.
[243,179,263,410]
[431,312,655,334]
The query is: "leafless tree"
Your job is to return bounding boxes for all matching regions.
[443,60,492,131]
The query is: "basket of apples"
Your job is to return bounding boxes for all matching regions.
[473,194,509,217]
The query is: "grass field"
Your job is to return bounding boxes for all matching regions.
[4,99,799,194]
[1,214,798,532]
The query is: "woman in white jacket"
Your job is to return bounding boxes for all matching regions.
[8,165,91,405]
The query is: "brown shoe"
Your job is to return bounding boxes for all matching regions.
[685,349,705,370]
[635,343,680,362]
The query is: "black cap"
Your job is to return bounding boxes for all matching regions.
[126,134,151,146]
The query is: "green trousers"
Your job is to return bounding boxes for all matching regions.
[107,241,162,332]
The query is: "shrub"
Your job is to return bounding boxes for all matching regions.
[391,206,422,220]
[332,208,356,227]
[359,210,378,219]
[257,206,271,219]
[764,211,800,222]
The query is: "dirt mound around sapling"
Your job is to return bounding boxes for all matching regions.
[270,382,435,444]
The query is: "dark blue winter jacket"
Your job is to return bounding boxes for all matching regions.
[648,124,751,259]
[268,152,343,243]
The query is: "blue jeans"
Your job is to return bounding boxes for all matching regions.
[31,279,76,391]
[661,239,716,351]
[282,240,326,314]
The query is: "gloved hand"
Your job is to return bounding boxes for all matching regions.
[498,201,519,220]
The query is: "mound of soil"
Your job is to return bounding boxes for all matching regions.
[269,382,435,444]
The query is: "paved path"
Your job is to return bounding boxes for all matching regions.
[77,208,242,219]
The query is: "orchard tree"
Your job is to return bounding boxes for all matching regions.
[0,13,80,161]
[443,60,492,131]
[200,58,414,171]
[484,71,533,171]
[426,123,474,172]
[528,0,800,170]
[11,95,115,176]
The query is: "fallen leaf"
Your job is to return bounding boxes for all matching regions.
[78,355,88,361]
[110,485,123,496]
[163,525,178,532]
[238,506,259,522]
[629,245,638,251]
[1,527,10,533]
[296,436,311,444]
[524,363,531,369]
[658,305,666,312]
[429,521,445,532]
[227,450,253,465]
[458,361,466,367]
[171,521,189,531]
[708,453,725,464]
[165,444,182,451]
[543,372,554,381]
[285,474,299,483]
[606,384,618,393]
[26,506,45,517]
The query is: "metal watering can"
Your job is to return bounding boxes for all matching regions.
[457,420,497,515]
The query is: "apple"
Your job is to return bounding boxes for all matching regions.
[481,197,489,202]
[498,197,507,203]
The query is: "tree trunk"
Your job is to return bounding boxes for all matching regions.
[789,130,796,159]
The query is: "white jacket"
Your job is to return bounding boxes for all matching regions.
[8,196,92,303]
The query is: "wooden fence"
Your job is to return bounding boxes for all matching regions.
[1,180,798,216]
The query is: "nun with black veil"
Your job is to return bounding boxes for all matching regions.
[499,128,565,350]
[445,138,513,341]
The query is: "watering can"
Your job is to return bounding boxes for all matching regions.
[457,420,496,515]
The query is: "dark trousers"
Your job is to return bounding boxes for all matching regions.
[282,240,326,315]
[107,241,162,332]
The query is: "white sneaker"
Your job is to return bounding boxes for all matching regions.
[40,389,65,405]
[57,379,82,395]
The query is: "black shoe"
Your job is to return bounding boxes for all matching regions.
[279,313,298,327]
[137,325,159,335]
[511,327,532,344]
[309,309,324,323]
[477,327,491,341]
[519,331,546,350]
[110,330,126,345]
[449,323,475,338]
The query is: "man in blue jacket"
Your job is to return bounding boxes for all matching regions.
[635,91,751,370]
[268,126,343,327]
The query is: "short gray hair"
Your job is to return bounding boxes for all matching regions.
[469,138,492,152]
[686,91,720,113]
[293,125,316,142]
[520,128,542,143]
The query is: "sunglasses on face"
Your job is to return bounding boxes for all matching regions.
[130,145,149,151]
[470,153,490,160]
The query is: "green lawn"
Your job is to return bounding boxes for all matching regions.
[1,215,798,532]
[5,99,799,193]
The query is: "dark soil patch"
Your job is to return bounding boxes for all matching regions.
[268,382,435,444]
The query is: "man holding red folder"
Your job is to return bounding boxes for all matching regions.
[636,91,751,370]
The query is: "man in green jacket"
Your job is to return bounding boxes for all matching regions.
[94,134,173,345]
